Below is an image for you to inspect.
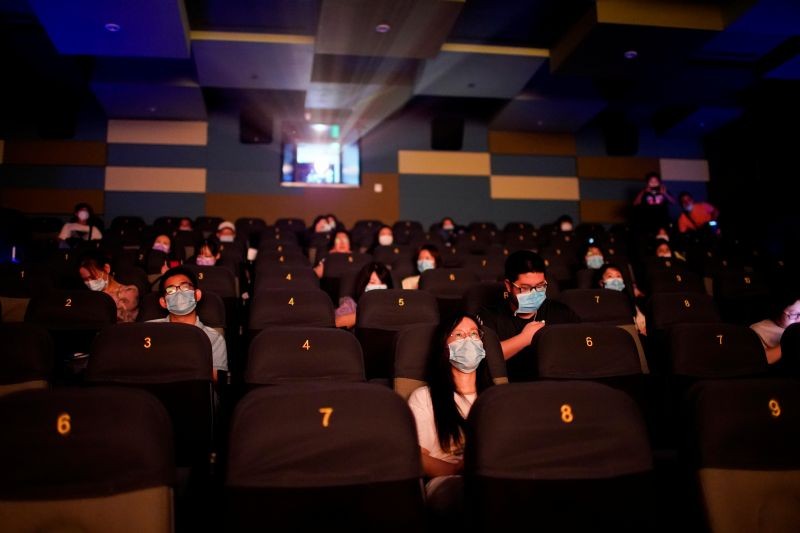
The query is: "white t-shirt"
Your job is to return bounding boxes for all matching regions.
[407,386,477,464]
[750,319,784,349]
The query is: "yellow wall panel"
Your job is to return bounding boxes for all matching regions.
[107,120,208,146]
[105,167,206,193]
[488,131,576,156]
[206,173,399,227]
[580,199,629,223]
[490,175,579,200]
[3,140,106,166]
[0,189,104,214]
[398,150,490,176]
[577,157,659,180]
[659,158,709,182]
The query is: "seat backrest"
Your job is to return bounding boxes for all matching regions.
[320,252,372,278]
[667,323,768,378]
[86,322,214,468]
[648,292,721,331]
[462,255,504,282]
[558,288,633,325]
[686,378,800,533]
[0,387,175,533]
[356,289,439,380]
[225,382,425,531]
[372,245,413,270]
[780,322,800,377]
[254,264,319,291]
[255,250,310,267]
[391,220,424,245]
[532,324,642,379]
[25,289,118,330]
[465,381,654,531]
[647,270,706,294]
[249,288,335,332]
[246,327,365,385]
[0,322,53,397]
[419,268,480,299]
[183,264,238,298]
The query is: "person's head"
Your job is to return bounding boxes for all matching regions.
[78,251,112,291]
[196,239,219,266]
[441,217,456,232]
[152,234,171,254]
[158,266,202,317]
[329,230,351,253]
[353,261,393,297]
[655,238,672,258]
[416,244,440,273]
[556,214,574,232]
[217,221,236,243]
[377,225,393,246]
[767,289,800,329]
[646,172,662,190]
[655,226,671,242]
[504,250,548,315]
[312,215,334,233]
[598,264,626,292]
[326,214,339,228]
[584,244,605,270]
[73,202,93,223]
[679,191,694,212]
[178,218,193,231]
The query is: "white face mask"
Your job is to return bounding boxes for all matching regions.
[378,234,393,246]
[77,210,89,222]
[364,283,387,292]
[85,276,107,292]
[219,234,234,243]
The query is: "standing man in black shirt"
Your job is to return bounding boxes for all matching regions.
[478,249,579,380]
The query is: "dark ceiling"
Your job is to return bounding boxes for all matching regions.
[1,0,799,142]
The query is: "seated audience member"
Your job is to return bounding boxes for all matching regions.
[402,244,440,290]
[177,217,194,231]
[595,264,647,335]
[141,234,183,275]
[575,244,607,288]
[408,312,492,522]
[216,220,237,243]
[313,230,352,278]
[436,217,459,246]
[653,238,685,261]
[371,224,395,249]
[78,250,139,323]
[192,238,221,266]
[58,202,103,248]
[478,250,579,379]
[677,191,720,234]
[555,214,574,233]
[334,261,393,329]
[149,266,228,381]
[750,292,800,364]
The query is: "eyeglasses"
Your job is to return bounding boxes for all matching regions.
[784,311,800,320]
[449,329,484,342]
[164,282,194,295]
[510,281,548,294]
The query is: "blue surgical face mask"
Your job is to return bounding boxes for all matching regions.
[515,290,546,314]
[448,338,486,373]
[165,290,197,316]
[604,278,626,291]
[586,255,604,269]
[364,283,387,292]
[417,259,435,273]
[219,235,234,243]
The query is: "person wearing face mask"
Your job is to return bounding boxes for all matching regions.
[436,217,459,246]
[677,191,719,234]
[192,239,220,266]
[596,264,647,336]
[313,230,352,278]
[402,244,440,290]
[141,234,184,278]
[78,251,139,322]
[58,202,103,248]
[477,250,579,381]
[334,261,393,329]
[750,291,800,365]
[374,225,394,247]
[148,266,228,382]
[216,220,237,243]
[407,312,493,522]
[574,244,608,289]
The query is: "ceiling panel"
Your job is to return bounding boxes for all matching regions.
[414,52,546,98]
[491,97,606,133]
[315,0,463,58]
[28,0,190,58]
[193,39,314,89]
[311,54,419,85]
[92,82,207,120]
[185,0,320,34]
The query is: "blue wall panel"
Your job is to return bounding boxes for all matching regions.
[399,175,490,228]
[579,178,643,201]
[488,200,580,227]
[0,166,105,189]
[104,192,205,224]
[107,145,208,168]
[491,155,576,176]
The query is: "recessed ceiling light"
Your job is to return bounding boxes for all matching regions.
[623,50,638,59]
[104,23,121,32]
[311,123,329,132]
[375,23,391,33]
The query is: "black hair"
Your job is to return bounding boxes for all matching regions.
[353,261,393,298]
[427,312,491,455]
[504,249,546,282]
[415,243,441,272]
[78,250,111,272]
[158,266,199,296]
[645,171,661,182]
[327,230,351,251]
[197,238,219,256]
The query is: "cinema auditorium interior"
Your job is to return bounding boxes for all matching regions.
[2,1,800,531]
